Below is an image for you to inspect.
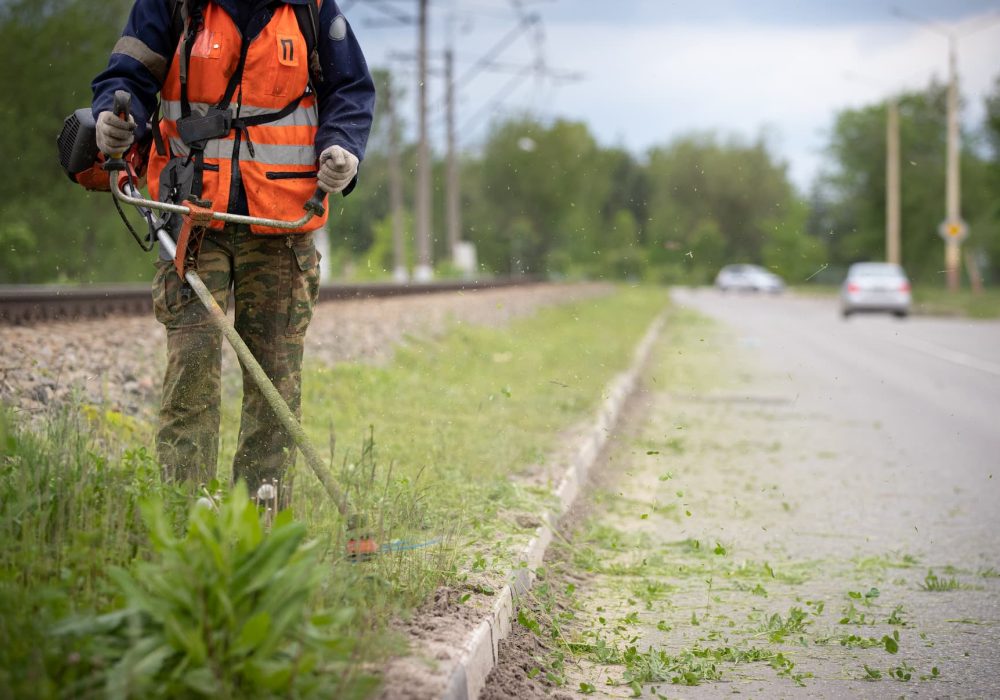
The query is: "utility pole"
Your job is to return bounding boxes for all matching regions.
[886,99,901,266]
[413,0,433,282]
[889,8,1000,292]
[385,83,408,282]
[445,48,461,265]
[843,71,903,268]
[943,36,962,293]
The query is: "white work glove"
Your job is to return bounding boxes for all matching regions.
[317,145,359,194]
[96,110,136,155]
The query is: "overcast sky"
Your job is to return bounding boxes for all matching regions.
[344,0,1000,192]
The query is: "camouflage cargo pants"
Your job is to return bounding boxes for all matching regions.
[152,223,320,499]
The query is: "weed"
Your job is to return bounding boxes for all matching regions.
[887,604,907,626]
[0,406,187,696]
[732,581,769,596]
[631,579,671,610]
[888,661,915,681]
[847,587,880,604]
[920,571,964,591]
[853,553,920,572]
[836,634,883,649]
[839,589,881,625]
[751,606,810,643]
[518,608,543,636]
[53,485,369,698]
[839,601,875,626]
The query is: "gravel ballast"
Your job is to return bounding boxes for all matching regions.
[0,283,612,420]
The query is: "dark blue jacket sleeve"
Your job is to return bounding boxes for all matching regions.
[91,0,176,140]
[314,1,376,187]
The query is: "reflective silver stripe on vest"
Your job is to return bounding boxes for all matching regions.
[113,36,169,83]
[160,100,319,128]
[168,138,316,166]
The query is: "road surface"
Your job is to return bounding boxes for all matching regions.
[484,289,1000,699]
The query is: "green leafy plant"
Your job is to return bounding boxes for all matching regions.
[888,661,915,681]
[836,634,882,649]
[919,666,940,681]
[887,604,907,626]
[753,606,810,643]
[839,601,875,626]
[54,486,359,698]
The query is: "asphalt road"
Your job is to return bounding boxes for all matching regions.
[490,289,1000,699]
[673,288,1000,551]
[665,289,1000,697]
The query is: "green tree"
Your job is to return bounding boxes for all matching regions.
[470,116,609,275]
[0,0,141,283]
[813,80,996,284]
[644,133,809,282]
[980,74,1000,281]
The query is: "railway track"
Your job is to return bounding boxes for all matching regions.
[0,278,537,325]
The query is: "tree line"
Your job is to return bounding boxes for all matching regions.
[2,0,998,286]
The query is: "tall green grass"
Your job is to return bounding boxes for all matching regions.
[0,407,184,696]
[1,286,668,697]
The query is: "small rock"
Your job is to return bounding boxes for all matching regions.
[514,513,542,529]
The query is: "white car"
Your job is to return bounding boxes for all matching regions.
[715,264,785,293]
[840,262,911,318]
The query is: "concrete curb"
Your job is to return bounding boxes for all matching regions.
[441,312,667,700]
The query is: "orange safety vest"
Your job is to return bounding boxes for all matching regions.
[147,1,327,234]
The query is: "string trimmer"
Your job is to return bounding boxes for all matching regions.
[57,90,379,555]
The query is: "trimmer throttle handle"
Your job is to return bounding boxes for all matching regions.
[113,90,131,121]
[103,90,133,172]
[304,186,327,217]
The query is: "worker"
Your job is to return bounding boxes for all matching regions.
[91,0,375,507]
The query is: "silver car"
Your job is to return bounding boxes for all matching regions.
[715,264,785,293]
[840,263,911,318]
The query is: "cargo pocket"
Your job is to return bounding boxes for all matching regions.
[286,234,319,336]
[152,260,205,329]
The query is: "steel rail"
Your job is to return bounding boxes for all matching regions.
[0,277,540,325]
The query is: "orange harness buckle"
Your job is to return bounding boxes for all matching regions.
[173,199,215,278]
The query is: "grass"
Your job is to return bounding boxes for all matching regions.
[0,285,667,697]
[791,283,1000,319]
[911,287,1000,319]
[919,570,974,592]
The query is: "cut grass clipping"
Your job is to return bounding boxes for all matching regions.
[0,286,665,698]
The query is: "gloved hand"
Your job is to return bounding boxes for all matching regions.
[96,110,136,155]
[317,145,359,194]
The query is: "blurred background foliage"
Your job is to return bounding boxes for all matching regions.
[2,0,998,286]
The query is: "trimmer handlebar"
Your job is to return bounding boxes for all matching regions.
[107,90,327,227]
[111,176,326,230]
